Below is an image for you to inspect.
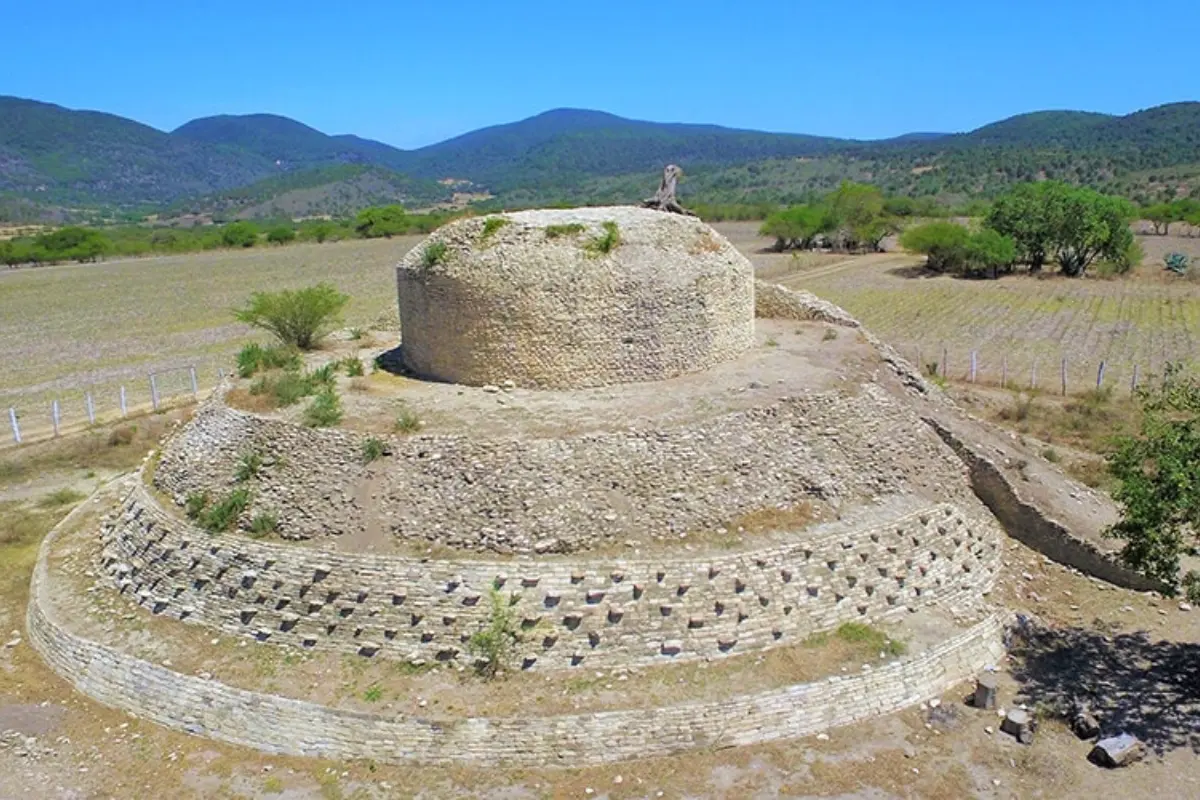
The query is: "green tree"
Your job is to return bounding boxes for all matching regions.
[1106,364,1200,600]
[825,181,891,251]
[266,225,296,245]
[1144,202,1177,235]
[899,221,970,272]
[759,204,835,251]
[985,183,1054,271]
[1043,184,1134,277]
[34,226,112,263]
[354,205,408,238]
[233,282,350,350]
[963,228,1017,278]
[220,221,259,248]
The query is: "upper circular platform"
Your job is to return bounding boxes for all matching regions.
[395,206,755,389]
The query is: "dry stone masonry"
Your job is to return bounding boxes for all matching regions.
[26,207,1097,766]
[395,207,755,389]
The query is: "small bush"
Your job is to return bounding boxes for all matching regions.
[107,425,137,446]
[250,371,315,407]
[266,226,296,245]
[348,327,366,341]
[765,337,779,347]
[394,405,421,434]
[480,216,510,242]
[544,223,585,239]
[341,357,364,377]
[185,491,210,520]
[467,589,521,679]
[585,221,621,256]
[201,488,251,532]
[233,283,350,350]
[249,512,278,538]
[234,451,264,482]
[834,622,906,656]
[308,363,337,387]
[236,343,299,377]
[37,488,85,508]
[361,436,387,464]
[303,389,342,428]
[362,685,383,703]
[419,241,447,268]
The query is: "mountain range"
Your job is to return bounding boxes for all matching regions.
[2,95,1198,221]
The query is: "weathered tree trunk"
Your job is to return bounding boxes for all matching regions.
[642,164,696,216]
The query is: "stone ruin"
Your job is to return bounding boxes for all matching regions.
[24,199,1160,767]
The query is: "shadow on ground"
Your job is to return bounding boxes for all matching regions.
[1009,620,1200,754]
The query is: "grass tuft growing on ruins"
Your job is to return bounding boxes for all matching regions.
[394,404,421,434]
[833,622,906,656]
[234,450,264,482]
[303,388,343,428]
[236,343,300,378]
[37,487,86,508]
[585,221,621,256]
[467,588,522,679]
[361,436,387,464]
[249,511,278,538]
[340,356,365,377]
[479,216,510,243]
[544,222,586,239]
[419,241,447,268]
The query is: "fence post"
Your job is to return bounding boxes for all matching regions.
[8,408,20,445]
[52,399,61,437]
[969,351,978,383]
[189,366,199,398]
[1060,357,1068,396]
[217,367,225,381]
[1096,361,1106,390]
[1001,355,1008,389]
[1131,365,1140,394]
[150,373,160,410]
[941,345,948,379]
[1030,360,1037,391]
[85,392,96,425]
[120,385,128,417]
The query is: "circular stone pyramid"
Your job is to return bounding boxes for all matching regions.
[395,206,755,389]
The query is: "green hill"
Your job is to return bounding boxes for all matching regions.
[2,95,1199,219]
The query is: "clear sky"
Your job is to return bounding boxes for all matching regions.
[6,0,1198,149]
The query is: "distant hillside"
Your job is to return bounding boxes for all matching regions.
[2,95,1199,219]
[173,114,410,172]
[0,96,272,205]
[173,164,453,220]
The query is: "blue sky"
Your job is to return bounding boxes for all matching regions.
[6,1,1198,149]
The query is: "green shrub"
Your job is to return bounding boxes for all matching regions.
[363,685,383,702]
[233,283,350,350]
[201,488,251,532]
[480,217,510,242]
[308,363,337,386]
[249,512,278,538]
[37,488,85,508]
[236,343,299,378]
[303,389,343,427]
[185,491,210,520]
[361,436,387,464]
[585,221,621,256]
[348,327,366,341]
[419,241,447,268]
[900,221,970,271]
[394,405,421,434]
[220,221,259,248]
[341,357,364,377]
[250,371,314,407]
[266,226,296,245]
[234,451,264,482]
[467,589,521,679]
[544,223,585,239]
[834,622,906,656]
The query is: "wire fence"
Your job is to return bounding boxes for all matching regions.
[893,341,1197,398]
[3,364,229,448]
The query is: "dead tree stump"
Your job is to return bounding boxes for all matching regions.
[642,164,696,216]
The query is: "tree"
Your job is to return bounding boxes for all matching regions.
[1106,364,1200,601]
[964,228,1017,278]
[1043,184,1134,277]
[233,282,350,350]
[985,183,1054,271]
[221,221,259,248]
[33,226,112,263]
[266,225,296,245]
[354,205,408,238]
[825,181,891,252]
[759,204,835,251]
[899,221,969,272]
[1144,203,1176,235]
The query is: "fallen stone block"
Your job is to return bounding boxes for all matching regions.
[1088,734,1145,768]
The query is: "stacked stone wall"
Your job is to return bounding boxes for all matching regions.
[100,484,1000,670]
[31,498,1008,767]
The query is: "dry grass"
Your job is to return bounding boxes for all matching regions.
[0,237,421,418]
[728,502,816,535]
